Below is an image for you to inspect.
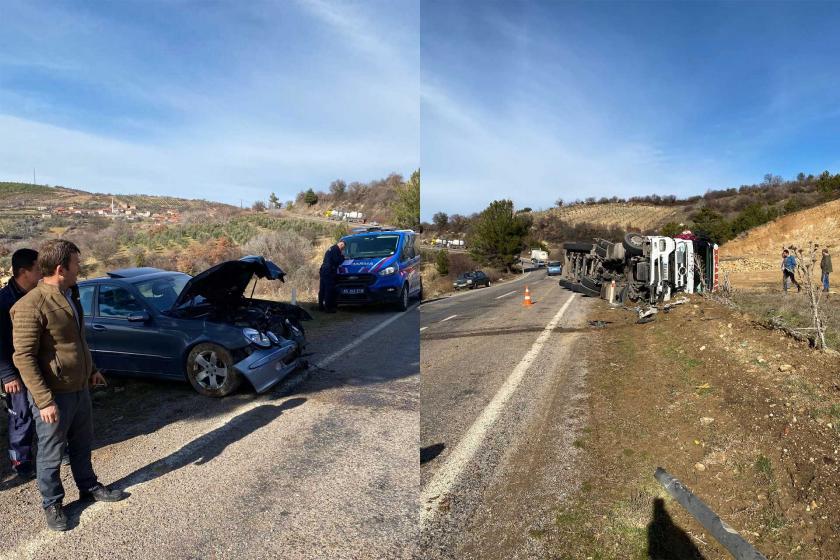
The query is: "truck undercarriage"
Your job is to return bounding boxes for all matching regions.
[559,232,719,304]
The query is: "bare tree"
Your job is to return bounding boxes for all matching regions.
[792,243,828,349]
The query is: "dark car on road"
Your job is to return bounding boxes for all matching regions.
[76,256,311,397]
[453,271,491,290]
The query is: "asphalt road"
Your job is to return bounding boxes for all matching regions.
[420,270,593,559]
[0,304,418,560]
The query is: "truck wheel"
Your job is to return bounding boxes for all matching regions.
[186,343,241,397]
[580,276,602,295]
[623,233,645,256]
[563,242,594,253]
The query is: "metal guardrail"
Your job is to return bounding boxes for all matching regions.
[654,467,768,560]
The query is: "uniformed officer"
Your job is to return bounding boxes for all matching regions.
[0,249,41,480]
[318,240,346,313]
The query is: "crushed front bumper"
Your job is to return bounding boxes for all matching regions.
[233,340,305,393]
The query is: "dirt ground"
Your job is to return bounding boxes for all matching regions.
[542,294,840,559]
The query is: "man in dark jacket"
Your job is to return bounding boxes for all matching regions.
[318,240,346,313]
[821,248,833,293]
[11,240,126,531]
[1,248,41,480]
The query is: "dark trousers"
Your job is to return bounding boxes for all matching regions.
[4,387,35,470]
[319,273,337,310]
[783,269,800,291]
[29,389,99,508]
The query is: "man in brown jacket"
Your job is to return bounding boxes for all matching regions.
[11,239,126,531]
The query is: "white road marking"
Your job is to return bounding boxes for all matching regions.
[439,314,457,323]
[495,290,517,299]
[315,304,419,369]
[419,293,577,526]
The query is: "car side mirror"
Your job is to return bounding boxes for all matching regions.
[127,311,150,323]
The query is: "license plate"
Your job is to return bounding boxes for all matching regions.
[342,288,364,295]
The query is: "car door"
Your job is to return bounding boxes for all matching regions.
[402,234,421,295]
[88,283,172,375]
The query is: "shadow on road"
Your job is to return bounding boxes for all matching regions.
[62,397,307,529]
[646,498,705,560]
[420,443,445,465]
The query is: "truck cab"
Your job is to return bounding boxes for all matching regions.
[335,229,422,311]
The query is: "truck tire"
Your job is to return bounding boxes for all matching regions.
[580,276,601,292]
[623,233,645,256]
[563,242,594,253]
[578,282,601,297]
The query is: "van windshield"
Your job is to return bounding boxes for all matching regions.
[548,261,561,267]
[343,235,400,259]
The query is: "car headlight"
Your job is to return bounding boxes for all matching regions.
[378,266,397,276]
[466,279,473,284]
[266,331,280,344]
[243,328,271,348]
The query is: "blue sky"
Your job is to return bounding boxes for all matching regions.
[421,1,840,220]
[0,0,418,207]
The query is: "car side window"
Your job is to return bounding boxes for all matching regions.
[402,236,415,261]
[98,284,145,319]
[78,285,95,316]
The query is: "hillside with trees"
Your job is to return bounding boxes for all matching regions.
[281,171,418,226]
[423,170,840,252]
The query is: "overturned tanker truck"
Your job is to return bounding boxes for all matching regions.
[558,232,719,304]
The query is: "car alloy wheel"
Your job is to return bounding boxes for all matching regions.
[186,343,241,397]
[195,350,227,389]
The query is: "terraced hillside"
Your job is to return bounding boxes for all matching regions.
[539,203,689,231]
[0,182,234,214]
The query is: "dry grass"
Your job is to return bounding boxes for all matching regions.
[734,292,840,350]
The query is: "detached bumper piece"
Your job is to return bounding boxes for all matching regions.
[234,340,302,393]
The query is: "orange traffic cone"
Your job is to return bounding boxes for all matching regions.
[523,286,533,307]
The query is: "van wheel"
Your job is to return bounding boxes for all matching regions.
[396,284,410,312]
[186,343,241,397]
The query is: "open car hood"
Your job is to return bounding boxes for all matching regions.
[172,256,286,308]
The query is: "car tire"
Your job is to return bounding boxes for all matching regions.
[623,232,645,256]
[396,284,410,312]
[186,343,241,397]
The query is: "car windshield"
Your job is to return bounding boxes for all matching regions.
[458,272,475,280]
[343,235,400,259]
[135,274,193,311]
[549,261,561,267]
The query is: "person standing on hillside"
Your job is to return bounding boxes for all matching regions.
[318,239,346,313]
[11,239,126,531]
[781,249,801,293]
[821,248,833,293]
[0,248,41,481]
